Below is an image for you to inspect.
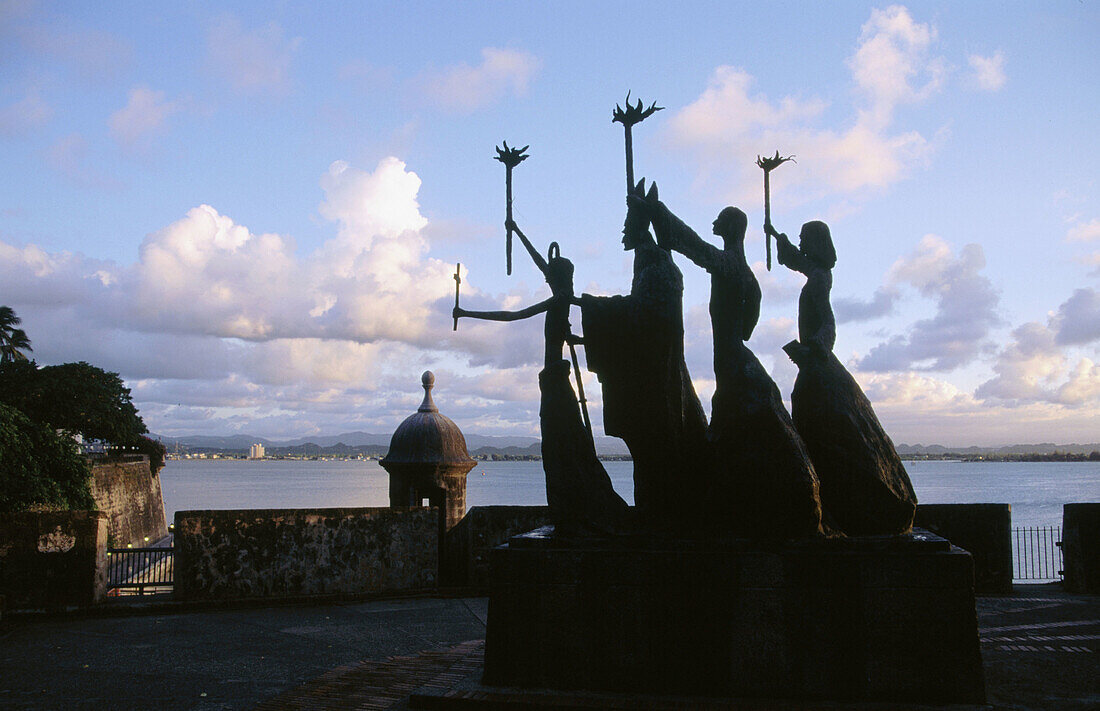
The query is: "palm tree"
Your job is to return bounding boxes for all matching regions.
[0,306,32,362]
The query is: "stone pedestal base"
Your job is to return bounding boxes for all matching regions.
[483,527,985,705]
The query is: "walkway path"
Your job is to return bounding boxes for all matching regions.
[0,587,1095,710]
[0,596,488,710]
[978,588,1099,710]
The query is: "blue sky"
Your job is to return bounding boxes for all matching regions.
[1,1,1097,446]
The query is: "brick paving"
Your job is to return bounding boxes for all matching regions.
[254,641,483,711]
[255,641,986,711]
[976,589,1099,710]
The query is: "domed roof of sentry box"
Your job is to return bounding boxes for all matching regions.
[381,371,476,467]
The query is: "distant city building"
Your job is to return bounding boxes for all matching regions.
[249,443,265,459]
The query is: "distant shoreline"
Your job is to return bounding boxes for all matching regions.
[165,452,1098,464]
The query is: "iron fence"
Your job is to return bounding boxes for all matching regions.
[1012,526,1062,583]
[106,546,173,595]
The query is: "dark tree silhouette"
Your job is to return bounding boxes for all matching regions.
[0,361,147,446]
[0,306,32,363]
[0,403,93,513]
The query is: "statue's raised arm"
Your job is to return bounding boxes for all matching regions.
[641,189,761,342]
[506,219,550,278]
[454,297,554,324]
[645,197,724,274]
[767,223,812,276]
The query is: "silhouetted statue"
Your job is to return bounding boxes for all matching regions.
[768,222,917,535]
[454,221,629,536]
[773,221,836,361]
[580,181,709,529]
[644,194,822,539]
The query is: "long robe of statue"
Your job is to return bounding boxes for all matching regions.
[772,222,918,535]
[649,198,823,539]
[580,191,709,530]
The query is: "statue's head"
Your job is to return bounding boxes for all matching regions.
[621,207,651,251]
[712,207,748,245]
[799,221,836,269]
[546,243,574,296]
[622,178,655,251]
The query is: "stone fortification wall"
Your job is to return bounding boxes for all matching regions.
[89,456,168,547]
[914,503,1012,593]
[174,507,438,601]
[0,511,107,610]
[443,505,551,588]
[1062,503,1100,593]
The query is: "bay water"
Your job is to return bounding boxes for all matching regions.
[160,458,1100,530]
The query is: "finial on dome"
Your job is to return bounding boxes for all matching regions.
[419,370,438,413]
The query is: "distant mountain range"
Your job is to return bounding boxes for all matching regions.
[153,431,1097,458]
[895,443,1100,456]
[152,431,631,457]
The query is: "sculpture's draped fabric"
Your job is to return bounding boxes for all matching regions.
[581,245,709,528]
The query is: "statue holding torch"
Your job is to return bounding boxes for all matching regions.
[494,141,529,276]
[756,151,795,270]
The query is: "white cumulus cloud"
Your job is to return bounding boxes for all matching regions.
[977,312,1100,409]
[967,52,1007,92]
[667,6,950,207]
[109,86,181,150]
[849,5,946,128]
[1052,288,1100,346]
[1066,219,1100,275]
[15,22,131,81]
[0,157,458,358]
[422,47,539,113]
[206,16,300,94]
[45,133,120,189]
[856,236,1002,372]
[0,93,52,136]
[0,154,561,439]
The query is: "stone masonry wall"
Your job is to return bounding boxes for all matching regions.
[174,507,438,601]
[0,511,108,610]
[1062,503,1100,593]
[915,503,1012,593]
[89,456,168,548]
[443,505,552,588]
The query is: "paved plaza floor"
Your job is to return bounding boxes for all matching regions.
[0,586,1095,710]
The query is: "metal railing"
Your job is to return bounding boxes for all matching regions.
[106,547,173,595]
[1012,526,1062,583]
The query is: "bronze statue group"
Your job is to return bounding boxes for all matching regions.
[455,108,916,542]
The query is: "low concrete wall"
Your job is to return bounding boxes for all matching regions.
[443,505,551,588]
[0,511,107,610]
[1062,503,1100,593]
[174,507,438,601]
[914,503,1012,593]
[89,456,168,548]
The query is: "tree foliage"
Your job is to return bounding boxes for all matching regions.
[0,306,32,363]
[133,434,167,474]
[0,403,93,513]
[0,312,159,511]
[0,360,147,445]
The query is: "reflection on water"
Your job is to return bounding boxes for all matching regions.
[160,458,1099,529]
